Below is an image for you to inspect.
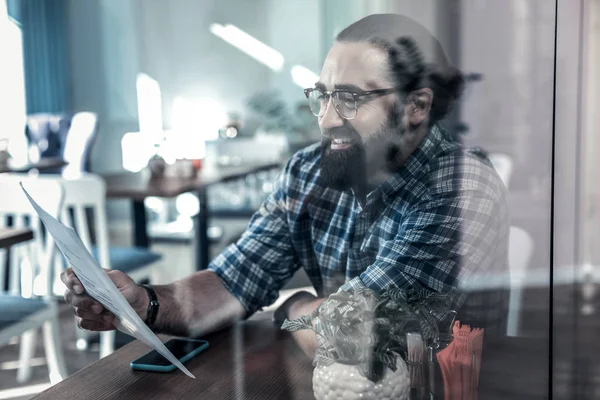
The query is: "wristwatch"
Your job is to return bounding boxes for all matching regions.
[140,284,159,326]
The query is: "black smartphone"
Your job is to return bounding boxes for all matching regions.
[130,338,209,372]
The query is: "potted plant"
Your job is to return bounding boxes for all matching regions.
[246,90,320,149]
[282,286,454,400]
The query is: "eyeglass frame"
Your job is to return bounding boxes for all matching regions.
[303,87,400,120]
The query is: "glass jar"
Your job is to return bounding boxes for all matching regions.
[426,310,457,399]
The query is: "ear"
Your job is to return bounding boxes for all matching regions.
[407,88,433,126]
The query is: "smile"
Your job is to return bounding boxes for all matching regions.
[330,138,353,150]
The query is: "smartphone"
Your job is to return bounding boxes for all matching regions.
[130,338,209,372]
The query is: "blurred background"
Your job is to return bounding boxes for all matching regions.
[0,0,598,398]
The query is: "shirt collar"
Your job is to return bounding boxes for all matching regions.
[376,124,445,204]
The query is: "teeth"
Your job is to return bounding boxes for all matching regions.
[332,138,352,144]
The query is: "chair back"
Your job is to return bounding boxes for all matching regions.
[25,114,70,165]
[0,175,63,299]
[25,112,98,174]
[60,174,110,269]
[33,174,110,273]
[62,112,98,175]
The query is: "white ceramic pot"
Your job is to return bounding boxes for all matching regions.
[312,356,410,400]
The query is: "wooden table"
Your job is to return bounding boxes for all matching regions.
[0,228,34,291]
[32,317,548,400]
[103,162,281,270]
[0,157,67,174]
[0,228,33,249]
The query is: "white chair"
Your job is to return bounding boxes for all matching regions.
[62,112,98,176]
[34,174,162,358]
[0,176,68,384]
[488,153,513,188]
[507,226,534,337]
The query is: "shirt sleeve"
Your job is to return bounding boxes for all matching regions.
[340,187,505,311]
[208,158,301,316]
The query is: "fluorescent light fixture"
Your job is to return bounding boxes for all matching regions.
[136,73,163,142]
[209,23,284,71]
[291,65,319,89]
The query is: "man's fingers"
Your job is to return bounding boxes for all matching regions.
[75,317,115,332]
[74,308,114,324]
[64,289,103,313]
[59,269,69,285]
[105,269,130,289]
[60,268,84,294]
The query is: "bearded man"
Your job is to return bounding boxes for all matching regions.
[62,14,509,358]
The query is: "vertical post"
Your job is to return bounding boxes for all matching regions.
[196,188,210,270]
[132,200,149,248]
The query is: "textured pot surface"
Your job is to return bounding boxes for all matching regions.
[312,357,410,400]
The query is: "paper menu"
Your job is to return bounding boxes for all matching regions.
[20,183,195,379]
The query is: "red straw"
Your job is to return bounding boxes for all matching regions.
[435,321,485,400]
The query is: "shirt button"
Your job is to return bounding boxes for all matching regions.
[361,212,368,219]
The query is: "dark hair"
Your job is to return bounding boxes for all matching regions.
[336,14,464,125]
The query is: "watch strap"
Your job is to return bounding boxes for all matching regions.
[140,284,159,327]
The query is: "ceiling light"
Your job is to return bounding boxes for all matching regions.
[210,23,284,71]
[291,65,319,89]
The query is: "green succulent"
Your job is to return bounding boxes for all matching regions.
[281,286,456,383]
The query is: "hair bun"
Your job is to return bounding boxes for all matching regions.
[388,36,425,92]
[428,64,465,101]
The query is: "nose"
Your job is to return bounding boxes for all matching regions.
[319,96,344,130]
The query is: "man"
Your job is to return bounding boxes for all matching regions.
[62,14,509,357]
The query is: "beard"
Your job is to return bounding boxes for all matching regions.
[319,103,404,192]
[319,133,366,191]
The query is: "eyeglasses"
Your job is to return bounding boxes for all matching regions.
[303,87,399,120]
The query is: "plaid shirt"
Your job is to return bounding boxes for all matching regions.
[209,125,510,333]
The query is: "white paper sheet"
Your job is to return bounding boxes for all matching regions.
[21,183,195,378]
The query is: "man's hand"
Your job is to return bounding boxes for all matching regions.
[272,291,321,325]
[61,267,149,331]
[274,291,325,359]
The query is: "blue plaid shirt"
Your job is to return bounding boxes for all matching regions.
[209,125,509,325]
